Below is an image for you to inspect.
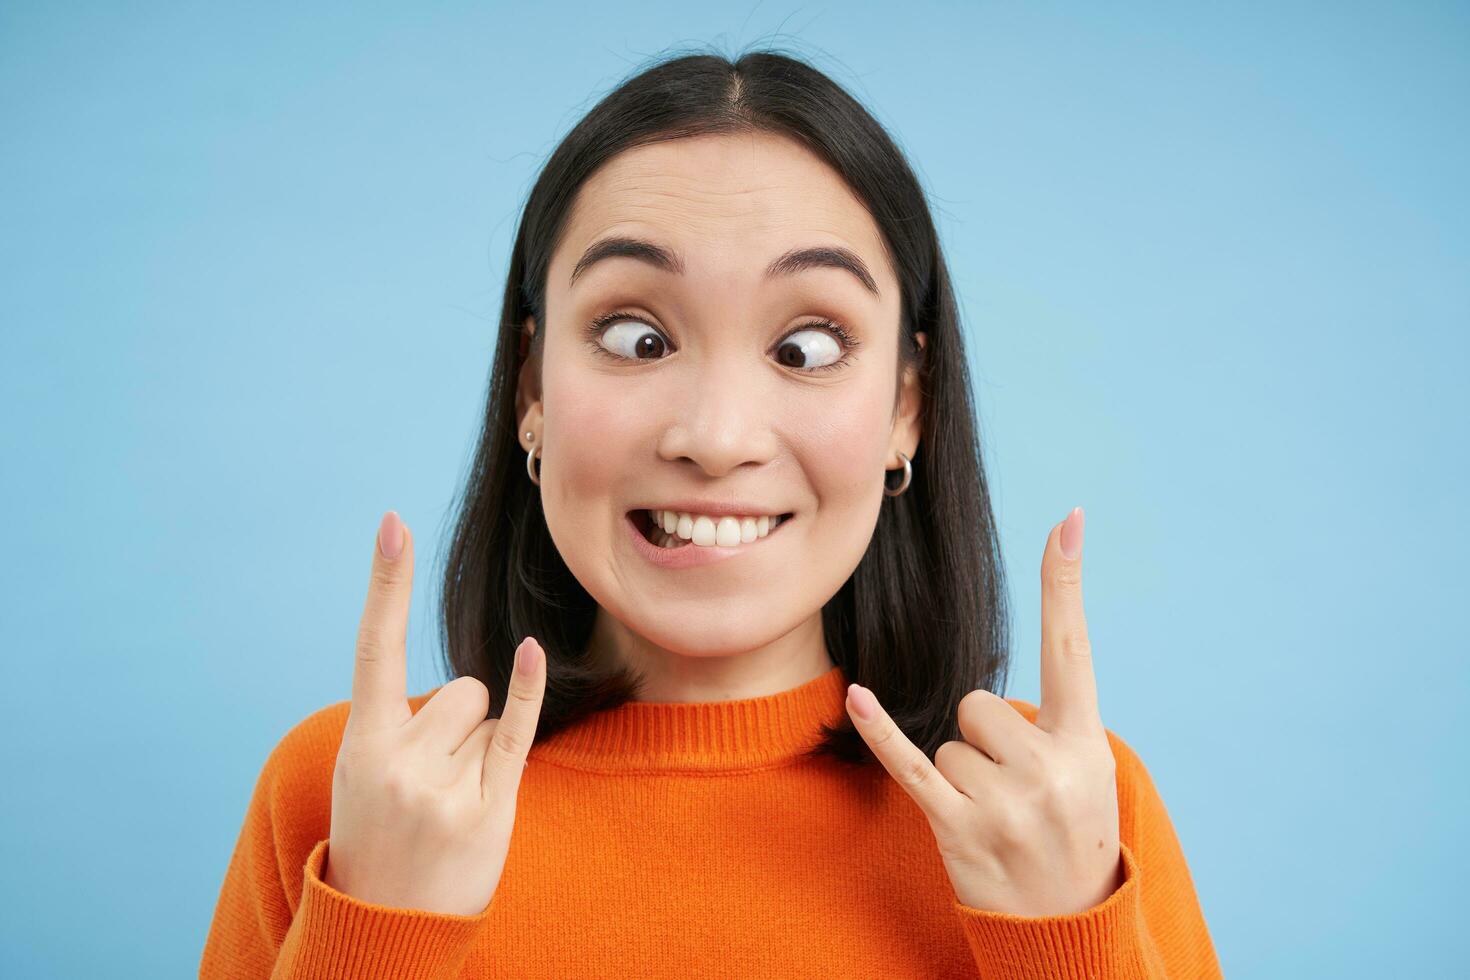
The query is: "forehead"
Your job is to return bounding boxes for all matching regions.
[554,131,894,288]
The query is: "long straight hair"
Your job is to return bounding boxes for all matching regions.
[436,46,1010,767]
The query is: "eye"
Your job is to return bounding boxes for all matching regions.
[589,314,670,361]
[774,326,845,371]
[584,311,860,374]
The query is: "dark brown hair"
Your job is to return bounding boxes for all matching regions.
[435,45,1010,767]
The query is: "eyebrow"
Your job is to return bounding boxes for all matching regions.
[568,235,881,298]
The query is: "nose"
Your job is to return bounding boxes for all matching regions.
[656,361,779,477]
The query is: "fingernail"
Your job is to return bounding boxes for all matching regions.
[517,637,541,676]
[848,683,876,721]
[378,511,404,560]
[1060,506,1084,560]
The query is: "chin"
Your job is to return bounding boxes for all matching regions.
[620,607,797,657]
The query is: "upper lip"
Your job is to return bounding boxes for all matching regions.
[631,499,793,519]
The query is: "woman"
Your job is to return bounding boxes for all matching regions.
[201,49,1221,978]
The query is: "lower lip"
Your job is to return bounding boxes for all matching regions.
[624,511,792,569]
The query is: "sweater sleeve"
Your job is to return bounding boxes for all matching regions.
[198,704,490,979]
[951,726,1223,978]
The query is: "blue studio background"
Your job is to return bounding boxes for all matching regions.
[2,3,1465,976]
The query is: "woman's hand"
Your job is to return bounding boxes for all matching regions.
[323,510,547,917]
[846,507,1123,917]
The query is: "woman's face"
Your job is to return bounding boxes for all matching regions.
[518,130,924,666]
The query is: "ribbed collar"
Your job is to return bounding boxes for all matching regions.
[531,664,851,773]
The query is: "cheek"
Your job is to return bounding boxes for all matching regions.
[780,385,892,588]
[790,386,893,507]
[539,365,643,541]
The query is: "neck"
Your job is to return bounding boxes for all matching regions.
[586,607,836,703]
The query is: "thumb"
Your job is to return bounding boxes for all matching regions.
[482,636,548,801]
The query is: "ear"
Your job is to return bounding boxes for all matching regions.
[889,330,926,463]
[516,314,543,442]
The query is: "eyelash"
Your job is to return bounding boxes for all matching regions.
[582,310,861,374]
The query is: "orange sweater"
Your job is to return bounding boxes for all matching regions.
[200,665,1221,978]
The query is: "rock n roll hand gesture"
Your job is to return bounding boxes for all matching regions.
[324,511,548,917]
[846,507,1125,917]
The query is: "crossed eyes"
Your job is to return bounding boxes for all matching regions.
[589,312,858,374]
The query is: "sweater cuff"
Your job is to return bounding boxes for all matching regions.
[281,838,488,980]
[953,841,1152,980]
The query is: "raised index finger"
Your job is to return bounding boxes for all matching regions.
[1037,507,1102,733]
[351,510,415,730]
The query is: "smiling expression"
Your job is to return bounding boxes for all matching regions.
[517,129,924,658]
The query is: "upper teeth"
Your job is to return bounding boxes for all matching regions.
[646,510,785,547]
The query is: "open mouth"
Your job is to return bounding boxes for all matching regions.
[629,509,795,550]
